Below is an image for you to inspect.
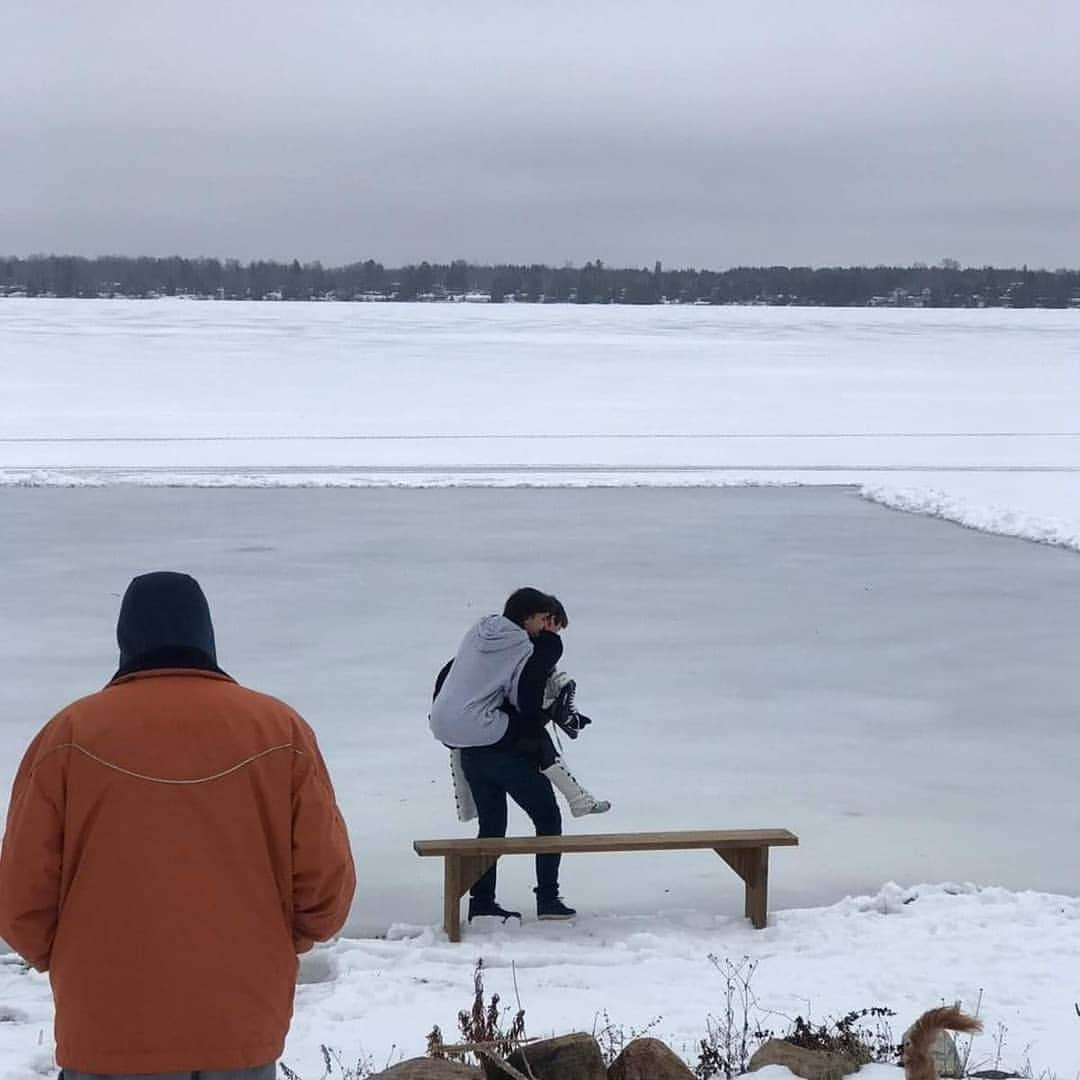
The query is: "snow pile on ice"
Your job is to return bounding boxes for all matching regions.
[861,476,1080,553]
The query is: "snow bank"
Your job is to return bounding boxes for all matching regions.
[861,475,1080,554]
[0,467,800,489]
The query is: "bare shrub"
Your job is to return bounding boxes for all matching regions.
[694,956,772,1079]
[784,1007,900,1065]
[591,1008,664,1066]
[427,958,528,1067]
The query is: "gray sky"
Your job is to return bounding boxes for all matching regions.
[3,0,1079,268]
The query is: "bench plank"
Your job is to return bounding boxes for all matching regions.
[414,828,797,858]
[415,828,798,940]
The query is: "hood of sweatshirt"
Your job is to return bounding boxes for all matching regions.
[428,615,533,747]
[113,571,225,679]
[472,614,531,652]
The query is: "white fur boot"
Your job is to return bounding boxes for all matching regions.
[449,748,477,822]
[542,758,611,817]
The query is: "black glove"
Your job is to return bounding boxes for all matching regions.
[565,710,592,734]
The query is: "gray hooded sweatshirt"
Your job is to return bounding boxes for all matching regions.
[429,615,533,748]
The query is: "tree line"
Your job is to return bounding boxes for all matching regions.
[2,254,1079,307]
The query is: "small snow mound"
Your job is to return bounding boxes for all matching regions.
[385,923,436,943]
[858,881,919,914]
[836,881,984,916]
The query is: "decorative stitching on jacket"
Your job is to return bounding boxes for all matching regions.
[35,742,303,784]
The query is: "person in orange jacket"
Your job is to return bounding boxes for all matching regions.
[0,571,356,1080]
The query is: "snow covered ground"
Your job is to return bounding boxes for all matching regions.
[3,884,1076,1079]
[1,302,1079,1077]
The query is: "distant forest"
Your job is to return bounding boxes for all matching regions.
[3,254,1080,308]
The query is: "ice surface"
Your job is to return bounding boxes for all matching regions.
[2,486,1078,933]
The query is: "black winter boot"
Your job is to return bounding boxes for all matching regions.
[535,889,577,920]
[467,897,522,923]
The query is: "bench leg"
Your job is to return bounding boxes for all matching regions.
[715,847,770,929]
[442,854,499,942]
[443,857,463,943]
[744,847,769,928]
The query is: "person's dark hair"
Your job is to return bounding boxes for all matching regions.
[502,587,568,629]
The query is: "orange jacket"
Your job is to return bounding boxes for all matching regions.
[0,668,356,1075]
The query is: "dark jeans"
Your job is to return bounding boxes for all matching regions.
[60,1066,275,1080]
[460,742,562,901]
[512,727,559,770]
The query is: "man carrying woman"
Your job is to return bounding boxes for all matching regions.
[429,587,608,924]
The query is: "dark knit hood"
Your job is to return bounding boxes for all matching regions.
[114,571,225,679]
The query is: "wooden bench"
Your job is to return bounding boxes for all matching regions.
[413,828,798,942]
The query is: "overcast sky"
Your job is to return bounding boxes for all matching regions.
[3,0,1079,268]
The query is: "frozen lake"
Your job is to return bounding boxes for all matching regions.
[3,484,1079,936]
[4,299,1080,551]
